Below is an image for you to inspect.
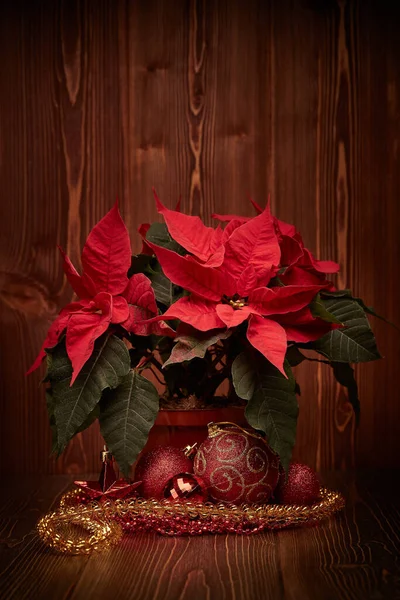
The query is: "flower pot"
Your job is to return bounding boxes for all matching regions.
[143,406,247,453]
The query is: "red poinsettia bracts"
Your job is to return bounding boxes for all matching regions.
[139,192,187,257]
[274,218,339,277]
[153,189,225,267]
[28,203,173,384]
[212,198,339,289]
[142,197,337,376]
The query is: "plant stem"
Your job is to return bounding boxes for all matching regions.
[148,366,165,385]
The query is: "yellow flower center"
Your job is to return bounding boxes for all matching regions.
[222,294,248,310]
[229,298,246,309]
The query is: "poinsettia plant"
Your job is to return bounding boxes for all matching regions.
[29,194,382,476]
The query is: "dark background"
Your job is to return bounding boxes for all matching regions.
[0,0,399,475]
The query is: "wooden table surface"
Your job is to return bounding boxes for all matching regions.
[0,472,399,600]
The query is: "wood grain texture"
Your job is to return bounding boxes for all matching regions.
[0,0,399,475]
[0,472,400,599]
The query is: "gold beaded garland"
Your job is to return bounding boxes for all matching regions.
[37,503,123,554]
[37,486,345,554]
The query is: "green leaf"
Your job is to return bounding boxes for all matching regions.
[76,404,100,433]
[162,362,190,396]
[310,294,343,324]
[231,351,257,401]
[144,225,193,305]
[285,346,306,367]
[99,370,159,477]
[157,336,175,364]
[321,288,377,319]
[46,335,131,453]
[268,275,285,287]
[320,289,352,299]
[352,297,400,332]
[45,389,59,455]
[331,362,360,425]
[128,252,182,308]
[128,253,153,277]
[163,328,230,367]
[321,289,399,330]
[148,261,180,307]
[145,222,185,254]
[314,297,381,363]
[245,360,298,474]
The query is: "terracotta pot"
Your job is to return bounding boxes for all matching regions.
[143,406,247,453]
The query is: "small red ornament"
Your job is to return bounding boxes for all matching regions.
[276,462,320,505]
[134,446,194,499]
[74,446,141,502]
[74,479,142,502]
[98,445,118,491]
[194,423,280,505]
[164,473,207,503]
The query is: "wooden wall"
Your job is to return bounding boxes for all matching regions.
[0,0,399,475]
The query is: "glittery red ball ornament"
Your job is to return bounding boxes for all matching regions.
[194,423,280,505]
[164,473,207,504]
[276,462,320,505]
[134,446,194,499]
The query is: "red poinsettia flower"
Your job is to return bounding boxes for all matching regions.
[28,203,173,384]
[146,189,225,267]
[212,197,339,289]
[143,199,335,376]
[139,192,187,257]
[274,218,338,281]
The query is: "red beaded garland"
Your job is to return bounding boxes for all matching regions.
[194,425,280,505]
[134,446,194,500]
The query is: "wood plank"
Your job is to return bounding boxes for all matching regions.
[354,1,400,470]
[0,475,91,600]
[0,0,399,476]
[312,0,358,471]
[270,0,326,470]
[0,476,72,567]
[0,473,399,599]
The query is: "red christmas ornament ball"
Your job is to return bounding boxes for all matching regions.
[194,425,280,505]
[276,462,320,505]
[135,446,194,500]
[164,473,207,504]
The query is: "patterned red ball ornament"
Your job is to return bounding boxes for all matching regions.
[276,462,320,505]
[134,446,194,500]
[194,423,280,505]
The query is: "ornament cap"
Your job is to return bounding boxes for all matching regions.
[100,445,113,463]
[207,422,221,438]
[183,443,197,459]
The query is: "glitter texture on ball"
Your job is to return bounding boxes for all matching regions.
[276,462,321,505]
[134,446,194,499]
